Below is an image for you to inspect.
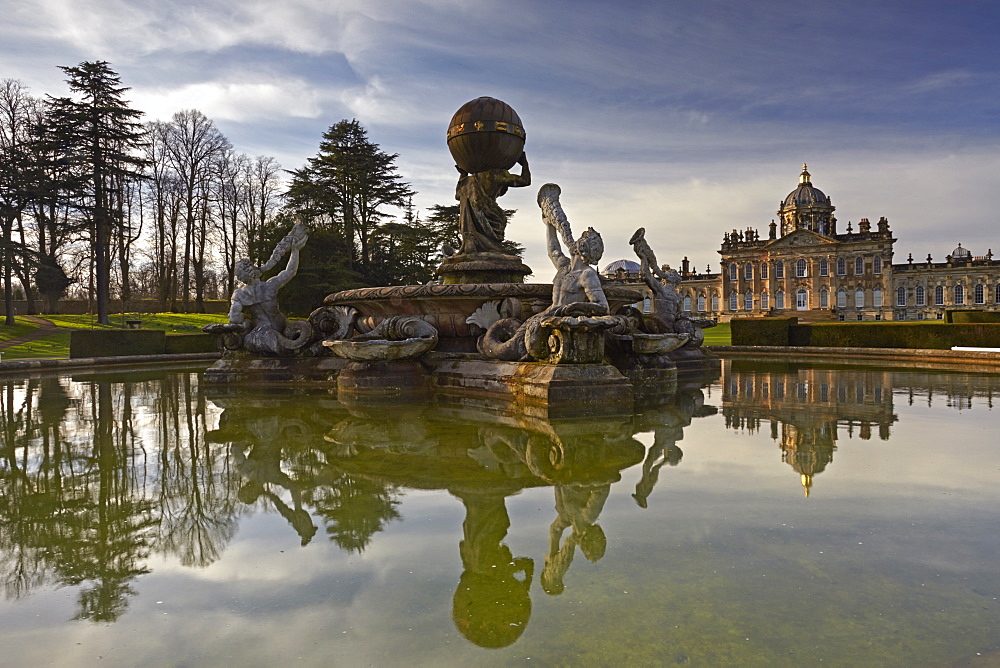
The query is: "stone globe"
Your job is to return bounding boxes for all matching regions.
[447,97,525,174]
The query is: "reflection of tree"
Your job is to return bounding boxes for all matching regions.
[0,372,239,622]
[451,490,533,649]
[312,474,400,553]
[156,374,241,567]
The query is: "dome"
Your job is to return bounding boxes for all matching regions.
[951,243,972,258]
[602,259,640,274]
[782,164,831,208]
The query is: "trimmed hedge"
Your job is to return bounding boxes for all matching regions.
[70,330,166,358]
[731,317,797,346]
[788,322,1000,349]
[731,319,1000,349]
[164,333,217,354]
[947,310,1000,324]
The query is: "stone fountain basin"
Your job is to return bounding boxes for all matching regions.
[324,336,438,362]
[323,284,643,352]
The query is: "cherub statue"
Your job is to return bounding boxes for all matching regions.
[210,223,313,355]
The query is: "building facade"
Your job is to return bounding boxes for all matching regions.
[602,165,1000,322]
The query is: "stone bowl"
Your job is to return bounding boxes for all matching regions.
[323,336,438,362]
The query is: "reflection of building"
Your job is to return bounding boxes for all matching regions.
[602,165,1000,321]
[722,361,897,495]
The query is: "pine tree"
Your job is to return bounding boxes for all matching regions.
[48,61,146,324]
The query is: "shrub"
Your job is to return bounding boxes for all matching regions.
[164,333,217,354]
[70,330,166,358]
[730,317,797,346]
[788,322,1000,349]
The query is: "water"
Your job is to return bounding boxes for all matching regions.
[1,359,998,666]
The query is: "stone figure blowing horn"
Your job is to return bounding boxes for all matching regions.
[537,183,574,247]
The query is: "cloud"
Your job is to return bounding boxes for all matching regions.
[130,79,324,123]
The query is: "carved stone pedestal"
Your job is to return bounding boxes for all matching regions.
[436,252,532,284]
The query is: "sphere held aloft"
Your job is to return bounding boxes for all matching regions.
[447,97,525,174]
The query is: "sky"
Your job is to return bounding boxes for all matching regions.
[3,0,999,278]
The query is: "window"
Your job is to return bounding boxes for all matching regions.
[712,294,720,311]
[917,312,924,320]
[896,287,906,306]
[874,288,883,308]
[744,262,753,280]
[837,258,846,275]
[820,289,828,308]
[820,259,829,276]
[642,297,651,313]
[996,284,1000,304]
[761,263,769,279]
[837,289,847,308]
[975,284,985,304]
[697,295,706,311]
[855,257,864,275]
[745,292,753,310]
[873,256,882,274]
[729,293,738,310]
[776,290,785,309]
[796,289,808,309]
[775,261,784,279]
[683,295,692,311]
[761,292,769,310]
[796,259,807,277]
[916,286,925,306]
[954,285,964,305]
[935,285,944,305]
[729,264,737,280]
[855,288,865,308]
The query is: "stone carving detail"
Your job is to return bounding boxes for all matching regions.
[630,227,715,349]
[204,223,315,355]
[323,315,439,362]
[478,184,621,362]
[455,154,531,254]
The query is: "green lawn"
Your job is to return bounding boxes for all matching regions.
[1,312,228,359]
[702,321,731,346]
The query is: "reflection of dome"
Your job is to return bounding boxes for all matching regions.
[782,164,831,208]
[951,243,972,259]
[602,259,640,274]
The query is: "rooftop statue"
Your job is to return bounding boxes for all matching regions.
[205,223,314,355]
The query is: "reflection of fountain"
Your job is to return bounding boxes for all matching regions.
[204,97,718,417]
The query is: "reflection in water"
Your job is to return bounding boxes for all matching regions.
[0,373,240,622]
[3,364,998,662]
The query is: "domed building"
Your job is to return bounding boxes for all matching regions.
[669,165,1000,322]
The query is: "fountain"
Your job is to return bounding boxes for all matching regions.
[204,97,718,416]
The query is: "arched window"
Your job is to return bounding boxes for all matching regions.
[776,290,785,309]
[935,285,944,305]
[761,263,769,279]
[896,286,906,306]
[796,259,807,277]
[873,256,882,274]
[761,292,769,310]
[975,284,985,304]
[820,289,828,308]
[744,292,753,310]
[954,285,964,305]
[820,259,829,276]
[775,261,784,279]
[696,295,705,311]
[916,286,925,306]
[837,258,846,275]
[837,289,847,308]
[729,293,738,310]
[712,294,720,311]
[855,289,865,308]
[796,289,808,309]
[729,264,737,280]
[744,262,753,280]
[874,288,883,308]
[855,257,864,275]
[683,295,692,311]
[642,297,651,313]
